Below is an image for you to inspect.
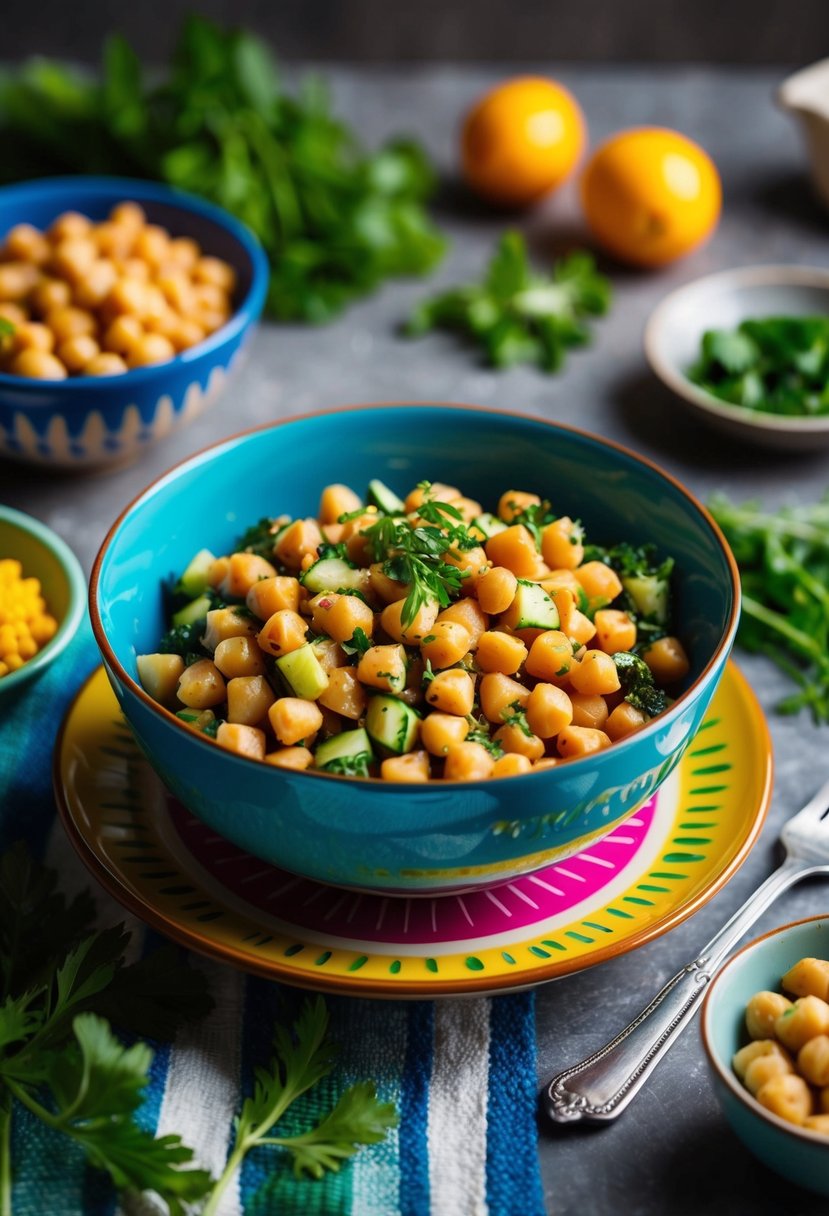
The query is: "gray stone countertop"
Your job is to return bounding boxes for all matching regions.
[3,64,829,1216]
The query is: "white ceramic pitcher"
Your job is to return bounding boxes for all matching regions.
[778,58,829,211]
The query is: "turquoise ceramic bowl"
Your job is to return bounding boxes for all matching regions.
[0,506,85,696]
[702,916,829,1198]
[90,404,740,893]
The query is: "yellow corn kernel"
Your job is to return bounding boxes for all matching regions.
[0,560,59,678]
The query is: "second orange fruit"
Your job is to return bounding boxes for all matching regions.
[462,77,586,208]
[580,127,722,267]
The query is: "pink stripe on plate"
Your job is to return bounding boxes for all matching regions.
[169,792,658,945]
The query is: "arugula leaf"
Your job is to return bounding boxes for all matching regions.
[406,233,611,371]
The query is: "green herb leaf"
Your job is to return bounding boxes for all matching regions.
[406,233,610,372]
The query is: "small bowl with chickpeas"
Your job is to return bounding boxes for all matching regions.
[702,916,829,1197]
[0,176,268,469]
[91,404,741,893]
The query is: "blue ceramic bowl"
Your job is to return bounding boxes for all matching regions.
[702,916,829,1198]
[90,404,740,893]
[0,505,85,696]
[0,177,268,470]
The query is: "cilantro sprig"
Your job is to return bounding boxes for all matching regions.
[405,232,611,371]
[708,491,829,721]
[0,846,398,1213]
[0,843,213,1213]
[359,482,478,628]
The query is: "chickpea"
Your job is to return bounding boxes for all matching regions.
[51,237,98,282]
[105,278,149,319]
[30,278,72,315]
[48,211,93,242]
[73,259,117,309]
[133,224,169,267]
[103,315,144,356]
[0,302,29,328]
[58,335,100,373]
[745,991,793,1040]
[193,254,235,292]
[84,352,128,376]
[126,333,176,368]
[117,257,151,282]
[4,223,50,265]
[45,306,96,344]
[164,317,206,353]
[756,1073,813,1126]
[109,201,146,231]
[93,221,135,258]
[0,263,40,302]
[9,350,68,380]
[11,323,55,354]
[167,236,200,269]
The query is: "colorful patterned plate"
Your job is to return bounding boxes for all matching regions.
[56,663,772,997]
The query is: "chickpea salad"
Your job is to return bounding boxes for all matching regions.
[136,480,689,781]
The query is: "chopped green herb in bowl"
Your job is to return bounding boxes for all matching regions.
[689,316,829,416]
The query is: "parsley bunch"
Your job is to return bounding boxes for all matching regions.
[0,843,214,1214]
[0,17,445,322]
[709,491,829,721]
[405,232,611,370]
[0,846,397,1214]
[689,317,829,416]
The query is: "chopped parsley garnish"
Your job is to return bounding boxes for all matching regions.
[500,701,533,737]
[509,500,557,547]
[342,627,372,658]
[237,516,282,558]
[317,541,353,562]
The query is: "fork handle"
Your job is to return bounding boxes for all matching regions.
[543,855,816,1124]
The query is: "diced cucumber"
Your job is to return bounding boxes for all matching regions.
[176,548,216,599]
[315,728,374,770]
[367,479,405,514]
[365,694,420,755]
[622,573,670,625]
[276,643,330,700]
[509,580,560,630]
[472,512,508,539]
[301,556,365,595]
[172,593,213,628]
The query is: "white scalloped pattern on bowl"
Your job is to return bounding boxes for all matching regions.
[0,360,232,470]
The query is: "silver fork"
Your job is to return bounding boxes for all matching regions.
[542,775,829,1125]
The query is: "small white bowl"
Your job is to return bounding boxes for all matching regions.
[778,59,829,212]
[644,264,829,451]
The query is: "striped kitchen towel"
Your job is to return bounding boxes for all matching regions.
[0,618,546,1216]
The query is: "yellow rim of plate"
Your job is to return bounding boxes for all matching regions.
[55,663,772,997]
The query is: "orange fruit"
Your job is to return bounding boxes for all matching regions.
[580,127,721,267]
[461,77,586,208]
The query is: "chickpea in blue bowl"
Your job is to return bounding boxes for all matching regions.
[0,176,268,469]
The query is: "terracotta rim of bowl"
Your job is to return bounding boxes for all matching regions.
[701,913,829,1146]
[52,660,772,993]
[0,505,86,694]
[88,401,742,788]
[645,264,829,434]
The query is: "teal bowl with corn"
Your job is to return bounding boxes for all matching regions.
[0,505,85,696]
[90,404,740,893]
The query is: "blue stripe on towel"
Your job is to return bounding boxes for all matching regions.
[486,993,546,1216]
[398,1001,434,1216]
